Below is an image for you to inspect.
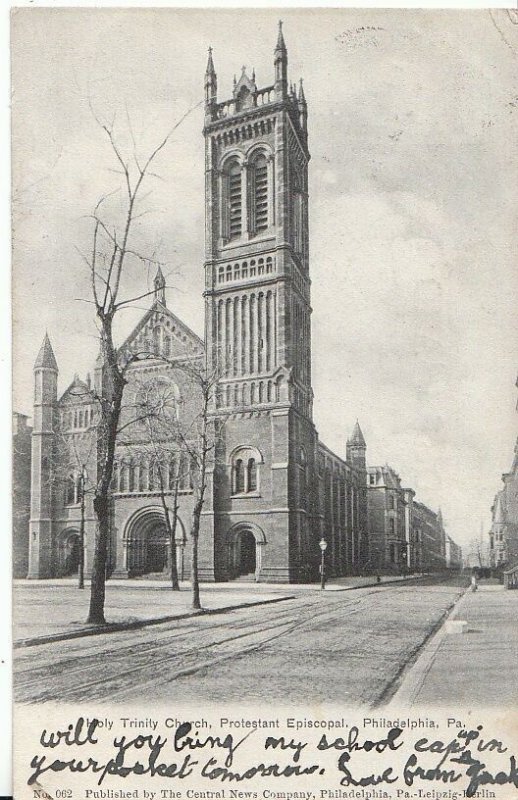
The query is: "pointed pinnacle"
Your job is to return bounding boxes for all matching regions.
[206,46,215,74]
[276,19,286,52]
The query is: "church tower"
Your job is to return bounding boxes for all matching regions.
[202,24,318,582]
[28,333,58,578]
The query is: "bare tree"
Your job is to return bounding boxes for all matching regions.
[81,104,199,624]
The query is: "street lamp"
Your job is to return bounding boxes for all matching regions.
[319,538,328,591]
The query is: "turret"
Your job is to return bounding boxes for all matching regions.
[346,420,366,471]
[298,78,307,135]
[28,333,58,578]
[154,264,166,306]
[204,47,217,120]
[274,20,288,98]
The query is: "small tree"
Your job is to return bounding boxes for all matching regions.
[121,375,187,590]
[171,358,221,610]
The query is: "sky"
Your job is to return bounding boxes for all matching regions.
[11,8,518,550]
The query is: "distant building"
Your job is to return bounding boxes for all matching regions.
[367,464,413,572]
[489,439,518,569]
[445,534,462,570]
[13,412,32,578]
[412,502,446,571]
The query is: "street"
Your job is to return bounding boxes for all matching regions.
[14,577,466,706]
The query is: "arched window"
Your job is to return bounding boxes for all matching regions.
[119,463,129,492]
[234,459,245,494]
[64,473,76,506]
[218,266,225,283]
[139,460,149,492]
[231,446,262,495]
[247,458,257,492]
[129,461,137,492]
[250,153,269,234]
[168,456,177,490]
[227,161,242,240]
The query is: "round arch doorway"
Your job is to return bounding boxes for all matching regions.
[229,523,266,581]
[237,529,256,576]
[58,530,81,576]
[123,506,186,578]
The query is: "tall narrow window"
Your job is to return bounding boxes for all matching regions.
[235,459,245,493]
[65,474,76,506]
[247,458,257,492]
[229,163,242,239]
[252,154,268,234]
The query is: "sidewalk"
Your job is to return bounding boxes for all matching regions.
[13,572,421,647]
[388,584,518,707]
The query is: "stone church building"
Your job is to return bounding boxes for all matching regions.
[27,26,369,583]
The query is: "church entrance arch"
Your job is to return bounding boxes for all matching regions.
[228,523,266,581]
[123,506,186,577]
[58,529,81,576]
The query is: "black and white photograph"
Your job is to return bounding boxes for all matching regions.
[10,7,518,798]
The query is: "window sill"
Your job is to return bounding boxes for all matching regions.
[231,492,261,499]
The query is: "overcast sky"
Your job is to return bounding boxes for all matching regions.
[11,8,518,549]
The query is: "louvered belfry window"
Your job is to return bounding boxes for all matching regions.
[229,163,242,239]
[253,155,268,233]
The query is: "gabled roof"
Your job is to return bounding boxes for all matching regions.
[34,333,58,371]
[60,373,94,405]
[120,300,204,361]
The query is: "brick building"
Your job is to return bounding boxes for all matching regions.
[366,464,413,573]
[26,26,369,583]
[412,501,446,571]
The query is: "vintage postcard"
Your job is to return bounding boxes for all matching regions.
[11,7,518,800]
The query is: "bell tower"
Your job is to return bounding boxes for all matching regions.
[201,24,319,583]
[204,22,312,417]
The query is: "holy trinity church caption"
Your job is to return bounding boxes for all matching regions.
[27,26,369,583]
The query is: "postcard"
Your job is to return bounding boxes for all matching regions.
[11,8,518,800]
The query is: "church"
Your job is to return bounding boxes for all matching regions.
[27,25,369,583]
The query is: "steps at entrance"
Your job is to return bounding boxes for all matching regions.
[234,573,256,582]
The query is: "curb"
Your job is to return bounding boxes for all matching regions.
[382,586,470,709]
[325,573,431,593]
[14,594,296,649]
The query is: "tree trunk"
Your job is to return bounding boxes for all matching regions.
[190,498,203,610]
[161,481,180,591]
[87,331,125,625]
[78,474,85,590]
[87,494,109,623]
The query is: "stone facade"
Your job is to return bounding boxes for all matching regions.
[412,501,447,571]
[366,464,413,573]
[489,439,518,569]
[25,27,369,583]
[13,412,32,578]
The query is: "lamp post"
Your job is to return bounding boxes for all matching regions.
[319,538,328,591]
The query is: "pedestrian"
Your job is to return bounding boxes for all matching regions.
[471,573,478,592]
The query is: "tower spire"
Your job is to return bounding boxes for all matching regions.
[154,265,166,306]
[204,46,217,118]
[274,20,288,98]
